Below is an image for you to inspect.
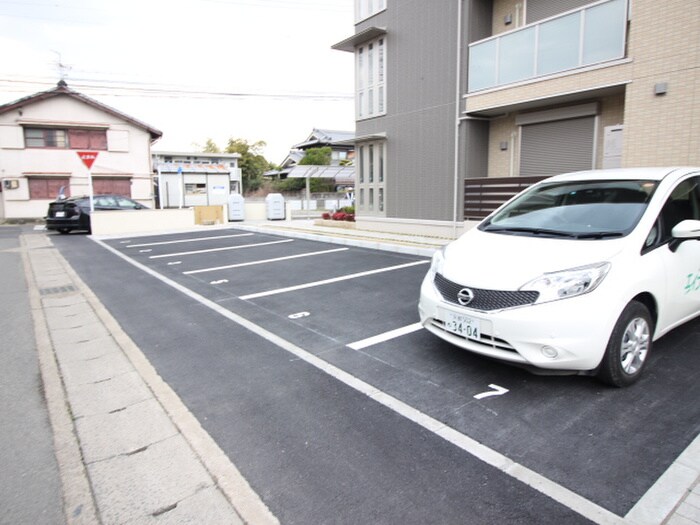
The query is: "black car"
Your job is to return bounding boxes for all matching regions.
[46,195,148,234]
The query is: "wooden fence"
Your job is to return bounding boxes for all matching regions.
[463,176,547,220]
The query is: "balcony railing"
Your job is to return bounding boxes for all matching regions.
[468,0,627,93]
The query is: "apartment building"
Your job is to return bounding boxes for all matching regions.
[333,0,700,235]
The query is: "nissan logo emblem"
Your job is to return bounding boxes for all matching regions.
[457,288,475,306]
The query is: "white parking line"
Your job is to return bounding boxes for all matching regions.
[149,239,294,259]
[239,260,429,300]
[348,323,423,350]
[126,233,254,248]
[183,248,349,275]
[93,238,625,525]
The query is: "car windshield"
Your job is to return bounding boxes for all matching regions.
[480,179,658,239]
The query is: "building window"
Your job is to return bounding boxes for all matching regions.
[359,146,365,183]
[356,140,386,216]
[24,127,107,150]
[28,177,70,199]
[356,37,386,119]
[185,183,207,195]
[355,0,386,22]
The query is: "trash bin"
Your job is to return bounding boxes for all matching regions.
[228,193,245,221]
[265,193,285,220]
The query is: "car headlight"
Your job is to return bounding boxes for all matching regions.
[430,246,446,274]
[521,262,611,302]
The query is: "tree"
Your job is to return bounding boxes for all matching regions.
[197,138,270,194]
[202,138,221,153]
[224,138,269,194]
[299,146,332,166]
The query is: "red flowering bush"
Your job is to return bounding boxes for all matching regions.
[322,212,331,220]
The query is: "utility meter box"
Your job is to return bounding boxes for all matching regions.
[228,193,245,221]
[265,193,285,220]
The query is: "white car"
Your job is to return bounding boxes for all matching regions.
[418,167,700,386]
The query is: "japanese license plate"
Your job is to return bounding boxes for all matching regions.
[55,211,66,217]
[444,310,481,341]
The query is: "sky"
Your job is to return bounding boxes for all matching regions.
[0,0,356,164]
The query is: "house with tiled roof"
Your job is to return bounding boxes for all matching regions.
[0,81,162,220]
[267,128,356,191]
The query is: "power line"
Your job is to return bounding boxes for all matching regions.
[0,76,353,101]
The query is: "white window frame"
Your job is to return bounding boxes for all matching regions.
[356,140,386,215]
[356,36,386,120]
[355,0,386,22]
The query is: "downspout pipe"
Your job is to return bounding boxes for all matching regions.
[452,0,464,238]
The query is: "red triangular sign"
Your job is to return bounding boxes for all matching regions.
[77,151,99,169]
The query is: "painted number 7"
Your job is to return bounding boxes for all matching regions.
[474,384,509,400]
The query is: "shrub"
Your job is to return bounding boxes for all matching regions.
[322,212,331,220]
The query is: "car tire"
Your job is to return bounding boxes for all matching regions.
[596,301,653,387]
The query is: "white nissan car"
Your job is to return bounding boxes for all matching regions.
[418,167,700,386]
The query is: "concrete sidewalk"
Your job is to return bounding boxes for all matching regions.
[11,220,700,524]
[20,229,276,525]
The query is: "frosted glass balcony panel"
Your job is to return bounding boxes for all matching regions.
[582,0,626,64]
[468,38,498,92]
[498,27,536,85]
[537,12,581,76]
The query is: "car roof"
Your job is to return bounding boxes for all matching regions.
[543,167,700,183]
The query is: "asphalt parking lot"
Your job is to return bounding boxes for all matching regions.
[51,227,700,524]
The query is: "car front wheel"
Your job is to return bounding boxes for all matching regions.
[596,301,653,387]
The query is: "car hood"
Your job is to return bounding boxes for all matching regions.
[440,227,627,290]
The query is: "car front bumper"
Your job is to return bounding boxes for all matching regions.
[418,272,620,372]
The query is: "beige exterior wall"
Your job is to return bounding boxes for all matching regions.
[465,59,632,114]
[0,94,156,218]
[622,0,700,166]
[484,92,625,178]
[491,0,525,34]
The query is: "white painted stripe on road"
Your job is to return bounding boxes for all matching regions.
[347,323,423,350]
[183,247,349,275]
[94,238,626,525]
[149,239,293,259]
[127,233,254,248]
[239,260,429,301]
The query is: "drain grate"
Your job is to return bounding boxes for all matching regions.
[39,285,77,295]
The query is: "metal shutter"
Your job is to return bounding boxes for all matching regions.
[526,0,592,23]
[519,116,595,177]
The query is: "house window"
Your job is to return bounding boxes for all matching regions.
[355,0,386,21]
[25,129,66,148]
[359,146,365,183]
[28,177,70,199]
[356,37,386,119]
[24,127,107,150]
[185,183,207,195]
[356,140,386,216]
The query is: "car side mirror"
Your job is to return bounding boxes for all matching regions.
[669,219,700,252]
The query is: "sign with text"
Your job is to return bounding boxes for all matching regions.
[77,151,99,170]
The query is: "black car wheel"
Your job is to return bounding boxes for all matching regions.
[596,301,653,387]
